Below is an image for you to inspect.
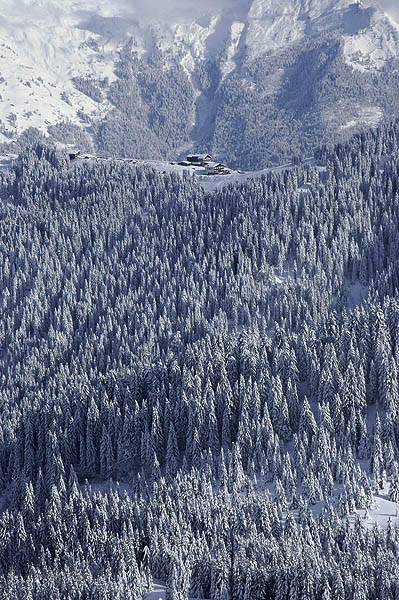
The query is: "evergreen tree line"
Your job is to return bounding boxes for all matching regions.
[2,121,399,597]
[9,32,399,170]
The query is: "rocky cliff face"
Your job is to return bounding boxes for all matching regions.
[2,0,399,167]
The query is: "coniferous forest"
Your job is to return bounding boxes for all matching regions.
[3,122,399,598]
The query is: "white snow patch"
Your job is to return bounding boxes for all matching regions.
[69,153,319,195]
[0,1,124,136]
[221,21,245,80]
[344,11,399,70]
[244,0,399,65]
[0,0,398,138]
[294,486,399,530]
[146,581,166,600]
[246,12,305,59]
[329,102,382,132]
[0,153,18,171]
[360,105,383,127]
[199,159,315,192]
[341,119,358,129]
[274,274,285,285]
[165,16,219,74]
[355,493,399,528]
[145,579,210,600]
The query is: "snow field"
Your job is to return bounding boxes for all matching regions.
[0,0,398,141]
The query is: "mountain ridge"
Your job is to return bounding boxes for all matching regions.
[3,0,399,168]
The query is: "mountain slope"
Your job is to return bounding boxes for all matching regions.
[4,121,399,598]
[3,0,399,167]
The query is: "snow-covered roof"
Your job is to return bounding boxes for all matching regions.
[187,154,212,161]
[206,162,226,169]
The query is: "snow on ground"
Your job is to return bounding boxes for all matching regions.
[0,154,18,171]
[220,21,246,80]
[341,119,359,130]
[0,150,318,196]
[0,0,226,139]
[86,473,399,537]
[199,162,297,193]
[146,580,166,600]
[87,480,131,496]
[245,0,399,65]
[273,274,286,285]
[0,1,248,139]
[246,0,306,57]
[145,579,210,600]
[71,153,319,193]
[329,101,383,133]
[0,0,398,140]
[199,157,318,192]
[359,105,383,127]
[0,1,125,138]
[295,482,399,529]
[170,16,219,74]
[344,10,399,71]
[83,402,394,537]
[356,491,399,529]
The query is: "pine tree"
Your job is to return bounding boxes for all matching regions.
[100,425,114,480]
[389,462,399,503]
[166,422,179,480]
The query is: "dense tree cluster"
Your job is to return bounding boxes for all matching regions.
[209,34,399,169]
[94,40,195,160]
[72,76,104,104]
[5,29,399,170]
[70,34,399,168]
[2,121,399,597]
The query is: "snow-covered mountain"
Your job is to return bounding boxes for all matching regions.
[3,0,399,166]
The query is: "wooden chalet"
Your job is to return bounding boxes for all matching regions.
[205,162,228,175]
[186,153,212,166]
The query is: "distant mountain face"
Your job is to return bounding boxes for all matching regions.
[3,0,399,167]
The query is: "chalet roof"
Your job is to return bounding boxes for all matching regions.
[206,162,226,169]
[187,153,212,161]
